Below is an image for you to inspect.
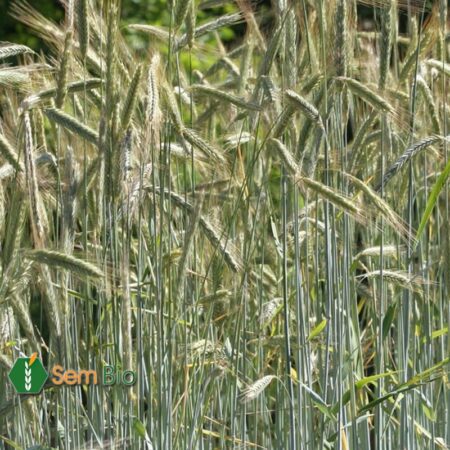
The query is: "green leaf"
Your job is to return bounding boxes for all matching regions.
[359,383,419,414]
[0,436,23,450]
[308,319,327,341]
[331,389,351,415]
[421,403,436,422]
[355,371,395,390]
[359,359,449,414]
[26,447,56,450]
[299,382,331,412]
[331,372,396,415]
[133,417,146,438]
[421,327,449,343]
[431,327,448,339]
[402,357,450,386]
[416,158,450,245]
[382,303,398,341]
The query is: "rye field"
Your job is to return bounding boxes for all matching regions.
[0,0,449,449]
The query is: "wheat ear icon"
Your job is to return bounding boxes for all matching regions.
[25,362,32,391]
[25,353,38,392]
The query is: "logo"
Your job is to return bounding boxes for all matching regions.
[8,354,136,395]
[8,353,49,395]
[50,365,136,386]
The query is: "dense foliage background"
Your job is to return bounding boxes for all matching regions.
[0,1,449,450]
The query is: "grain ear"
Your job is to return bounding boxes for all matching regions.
[44,107,99,145]
[239,376,277,403]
